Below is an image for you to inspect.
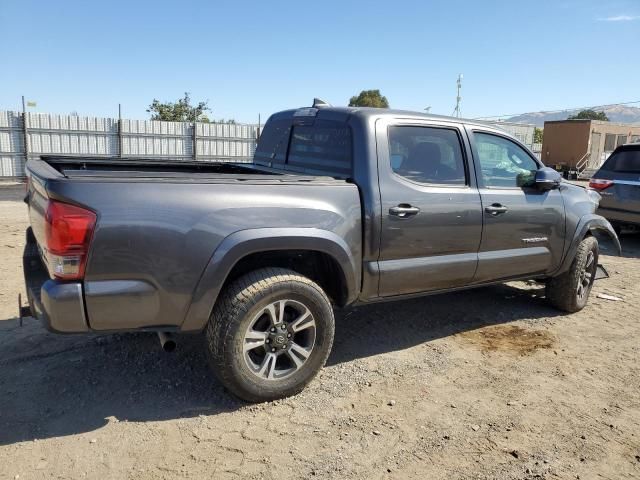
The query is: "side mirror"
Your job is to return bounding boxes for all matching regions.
[534,167,562,191]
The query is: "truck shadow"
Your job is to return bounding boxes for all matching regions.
[330,282,558,365]
[594,228,640,259]
[0,281,564,446]
[616,232,640,259]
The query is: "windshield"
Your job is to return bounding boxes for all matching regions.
[602,149,640,173]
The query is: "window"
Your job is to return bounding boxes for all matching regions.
[616,134,628,147]
[288,122,352,176]
[630,135,640,144]
[601,149,640,173]
[474,132,538,188]
[254,118,352,176]
[388,126,466,186]
[254,118,291,165]
[604,134,617,152]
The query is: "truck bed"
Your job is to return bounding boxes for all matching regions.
[24,154,362,332]
[38,156,343,184]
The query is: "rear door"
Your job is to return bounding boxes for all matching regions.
[468,129,565,282]
[376,118,483,296]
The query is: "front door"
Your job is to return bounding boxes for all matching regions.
[376,119,483,296]
[468,129,565,283]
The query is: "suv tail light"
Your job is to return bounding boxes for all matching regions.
[44,200,96,280]
[588,179,614,191]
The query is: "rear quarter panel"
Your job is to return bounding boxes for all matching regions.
[44,179,362,330]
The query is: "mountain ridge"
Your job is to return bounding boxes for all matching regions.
[504,105,640,127]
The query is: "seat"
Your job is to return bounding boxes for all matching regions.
[397,142,441,182]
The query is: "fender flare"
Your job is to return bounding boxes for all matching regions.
[180,227,360,331]
[556,214,621,275]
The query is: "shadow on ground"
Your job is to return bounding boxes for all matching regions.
[0,281,560,446]
[615,232,640,259]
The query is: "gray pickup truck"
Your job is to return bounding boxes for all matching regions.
[22,102,620,401]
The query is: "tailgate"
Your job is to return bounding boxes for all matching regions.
[25,174,50,253]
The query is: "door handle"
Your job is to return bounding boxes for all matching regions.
[485,203,508,216]
[389,204,420,218]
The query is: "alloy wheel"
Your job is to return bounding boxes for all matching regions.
[242,299,316,380]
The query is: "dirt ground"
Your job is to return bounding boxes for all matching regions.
[0,183,638,480]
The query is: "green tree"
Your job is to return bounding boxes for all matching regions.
[147,92,211,122]
[348,89,389,108]
[567,109,609,121]
[534,127,543,143]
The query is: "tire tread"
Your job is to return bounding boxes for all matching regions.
[546,236,598,313]
[205,267,333,402]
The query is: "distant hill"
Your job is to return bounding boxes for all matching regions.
[505,105,640,127]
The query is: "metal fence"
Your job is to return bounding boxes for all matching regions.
[0,110,259,178]
[482,120,541,159]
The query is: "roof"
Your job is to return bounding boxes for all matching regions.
[543,119,640,128]
[270,106,511,130]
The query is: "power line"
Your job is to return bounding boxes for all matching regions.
[473,100,640,120]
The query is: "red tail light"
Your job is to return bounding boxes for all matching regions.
[588,179,614,191]
[44,200,96,280]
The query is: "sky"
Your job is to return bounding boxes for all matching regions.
[1,0,639,123]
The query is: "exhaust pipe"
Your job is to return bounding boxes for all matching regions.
[157,332,177,352]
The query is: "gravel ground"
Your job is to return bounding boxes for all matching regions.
[1,183,639,480]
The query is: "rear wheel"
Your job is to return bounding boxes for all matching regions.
[546,236,599,313]
[205,268,334,402]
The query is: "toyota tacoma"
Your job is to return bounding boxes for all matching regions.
[22,102,621,401]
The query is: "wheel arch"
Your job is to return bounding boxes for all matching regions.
[555,214,621,275]
[180,228,360,331]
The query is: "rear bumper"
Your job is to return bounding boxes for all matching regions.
[22,228,89,333]
[597,206,640,226]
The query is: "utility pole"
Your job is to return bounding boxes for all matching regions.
[452,74,463,118]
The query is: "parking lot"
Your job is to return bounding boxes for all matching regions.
[1,183,639,480]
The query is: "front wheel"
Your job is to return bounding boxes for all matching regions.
[205,268,335,402]
[546,236,599,313]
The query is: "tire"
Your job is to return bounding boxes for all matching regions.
[205,267,335,402]
[546,236,599,313]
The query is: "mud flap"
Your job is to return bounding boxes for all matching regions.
[595,264,609,281]
[17,293,32,326]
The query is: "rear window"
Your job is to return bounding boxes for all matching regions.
[601,149,640,173]
[254,118,352,177]
[254,119,291,165]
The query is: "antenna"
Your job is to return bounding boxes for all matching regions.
[452,74,463,118]
[312,98,332,108]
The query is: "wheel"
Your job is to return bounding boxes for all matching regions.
[205,267,335,402]
[546,236,599,313]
